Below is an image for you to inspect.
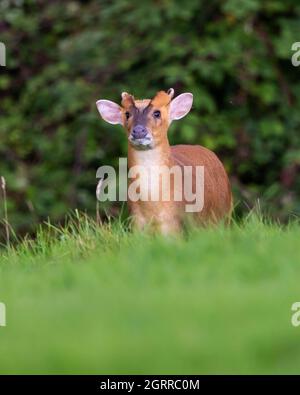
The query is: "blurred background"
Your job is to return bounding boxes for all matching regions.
[0,0,300,239]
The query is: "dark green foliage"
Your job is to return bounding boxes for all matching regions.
[1,0,300,237]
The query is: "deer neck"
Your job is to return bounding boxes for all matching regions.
[128,140,172,169]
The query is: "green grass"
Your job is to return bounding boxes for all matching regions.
[1,213,300,374]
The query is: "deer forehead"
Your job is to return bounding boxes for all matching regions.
[130,100,170,116]
[133,99,151,110]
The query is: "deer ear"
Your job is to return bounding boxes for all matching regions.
[96,99,123,125]
[169,93,193,121]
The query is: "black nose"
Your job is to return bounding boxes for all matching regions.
[132,125,147,139]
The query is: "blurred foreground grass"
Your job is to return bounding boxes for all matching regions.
[0,214,300,374]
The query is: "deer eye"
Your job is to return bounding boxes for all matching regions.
[153,110,161,119]
[125,111,130,120]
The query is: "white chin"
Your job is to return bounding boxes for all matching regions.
[129,138,153,150]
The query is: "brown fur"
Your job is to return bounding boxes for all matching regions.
[150,91,172,107]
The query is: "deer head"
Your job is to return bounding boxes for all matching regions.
[96,89,193,150]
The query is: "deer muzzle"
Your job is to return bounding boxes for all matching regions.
[129,124,153,150]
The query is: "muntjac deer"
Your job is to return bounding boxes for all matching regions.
[96,89,232,234]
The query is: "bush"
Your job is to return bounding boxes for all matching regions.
[1,0,300,238]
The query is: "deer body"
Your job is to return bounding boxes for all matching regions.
[97,90,232,234]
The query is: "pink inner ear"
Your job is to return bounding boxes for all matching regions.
[170,93,193,121]
[96,100,122,125]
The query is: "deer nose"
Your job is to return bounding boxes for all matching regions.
[132,125,147,139]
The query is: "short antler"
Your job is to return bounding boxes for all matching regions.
[167,88,174,99]
[121,92,135,108]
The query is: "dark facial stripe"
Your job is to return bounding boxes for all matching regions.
[132,105,152,128]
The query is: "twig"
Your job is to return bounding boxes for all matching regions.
[1,176,10,247]
[96,179,103,225]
